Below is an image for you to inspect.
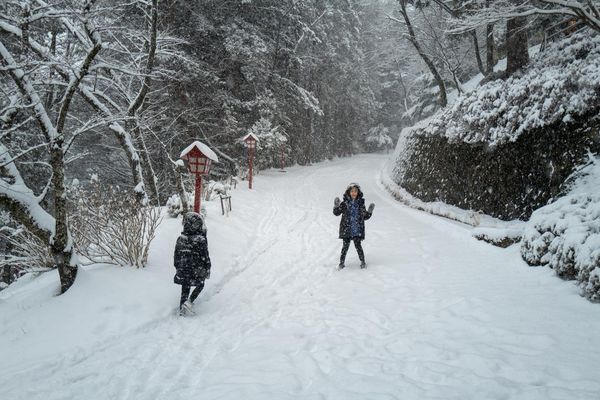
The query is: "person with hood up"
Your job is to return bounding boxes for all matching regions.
[174,212,211,316]
[333,183,375,269]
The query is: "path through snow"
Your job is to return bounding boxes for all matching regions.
[1,154,599,400]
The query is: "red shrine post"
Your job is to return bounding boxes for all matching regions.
[280,142,285,171]
[243,133,259,189]
[180,141,219,213]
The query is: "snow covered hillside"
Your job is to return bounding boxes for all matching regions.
[2,155,600,400]
[412,32,600,145]
[389,32,600,221]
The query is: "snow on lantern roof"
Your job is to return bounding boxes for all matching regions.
[180,141,219,162]
[242,133,259,142]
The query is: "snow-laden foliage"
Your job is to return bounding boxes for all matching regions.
[203,181,229,201]
[413,32,600,145]
[166,193,194,218]
[246,117,288,170]
[364,124,393,151]
[521,156,600,302]
[0,225,54,274]
[0,210,53,289]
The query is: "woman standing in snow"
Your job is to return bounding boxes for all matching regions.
[174,212,211,316]
[333,183,375,269]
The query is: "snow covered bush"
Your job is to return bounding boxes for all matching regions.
[166,193,194,218]
[69,183,162,268]
[0,226,54,274]
[166,180,230,218]
[203,181,230,201]
[521,157,600,302]
[0,213,54,289]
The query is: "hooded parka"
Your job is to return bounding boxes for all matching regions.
[333,184,372,240]
[173,213,211,286]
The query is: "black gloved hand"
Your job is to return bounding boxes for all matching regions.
[368,203,375,213]
[334,197,341,207]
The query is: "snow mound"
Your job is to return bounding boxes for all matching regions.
[413,32,600,145]
[472,227,523,248]
[521,156,600,301]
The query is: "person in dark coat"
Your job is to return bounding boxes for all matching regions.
[174,212,211,315]
[333,183,375,269]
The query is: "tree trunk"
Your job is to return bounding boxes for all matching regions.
[126,0,159,205]
[133,125,161,206]
[2,266,11,286]
[398,1,447,107]
[50,143,77,293]
[506,16,529,76]
[471,30,485,75]
[174,164,189,214]
[486,23,495,75]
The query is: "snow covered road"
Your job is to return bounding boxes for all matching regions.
[1,154,599,400]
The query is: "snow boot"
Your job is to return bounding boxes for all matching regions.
[338,262,346,270]
[181,300,195,316]
[360,261,367,269]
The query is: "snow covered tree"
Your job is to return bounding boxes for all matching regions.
[0,0,105,292]
[448,0,600,76]
[365,124,393,152]
[246,117,288,170]
[158,0,377,168]
[0,0,185,292]
[393,0,449,107]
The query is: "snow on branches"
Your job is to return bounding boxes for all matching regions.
[0,0,180,292]
[411,31,600,145]
[448,0,600,34]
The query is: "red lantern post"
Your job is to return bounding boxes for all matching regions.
[280,142,285,171]
[243,133,259,189]
[180,141,219,213]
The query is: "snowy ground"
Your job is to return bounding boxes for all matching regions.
[1,154,599,400]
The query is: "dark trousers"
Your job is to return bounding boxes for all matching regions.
[340,238,364,263]
[180,281,205,307]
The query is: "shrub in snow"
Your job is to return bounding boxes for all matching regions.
[0,224,53,290]
[472,227,522,248]
[167,180,231,218]
[521,158,600,302]
[166,193,194,218]
[69,183,162,268]
[203,180,230,201]
[522,194,600,301]
[0,227,54,273]
[0,212,54,283]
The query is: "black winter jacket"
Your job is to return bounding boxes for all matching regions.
[333,189,372,240]
[174,213,211,286]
